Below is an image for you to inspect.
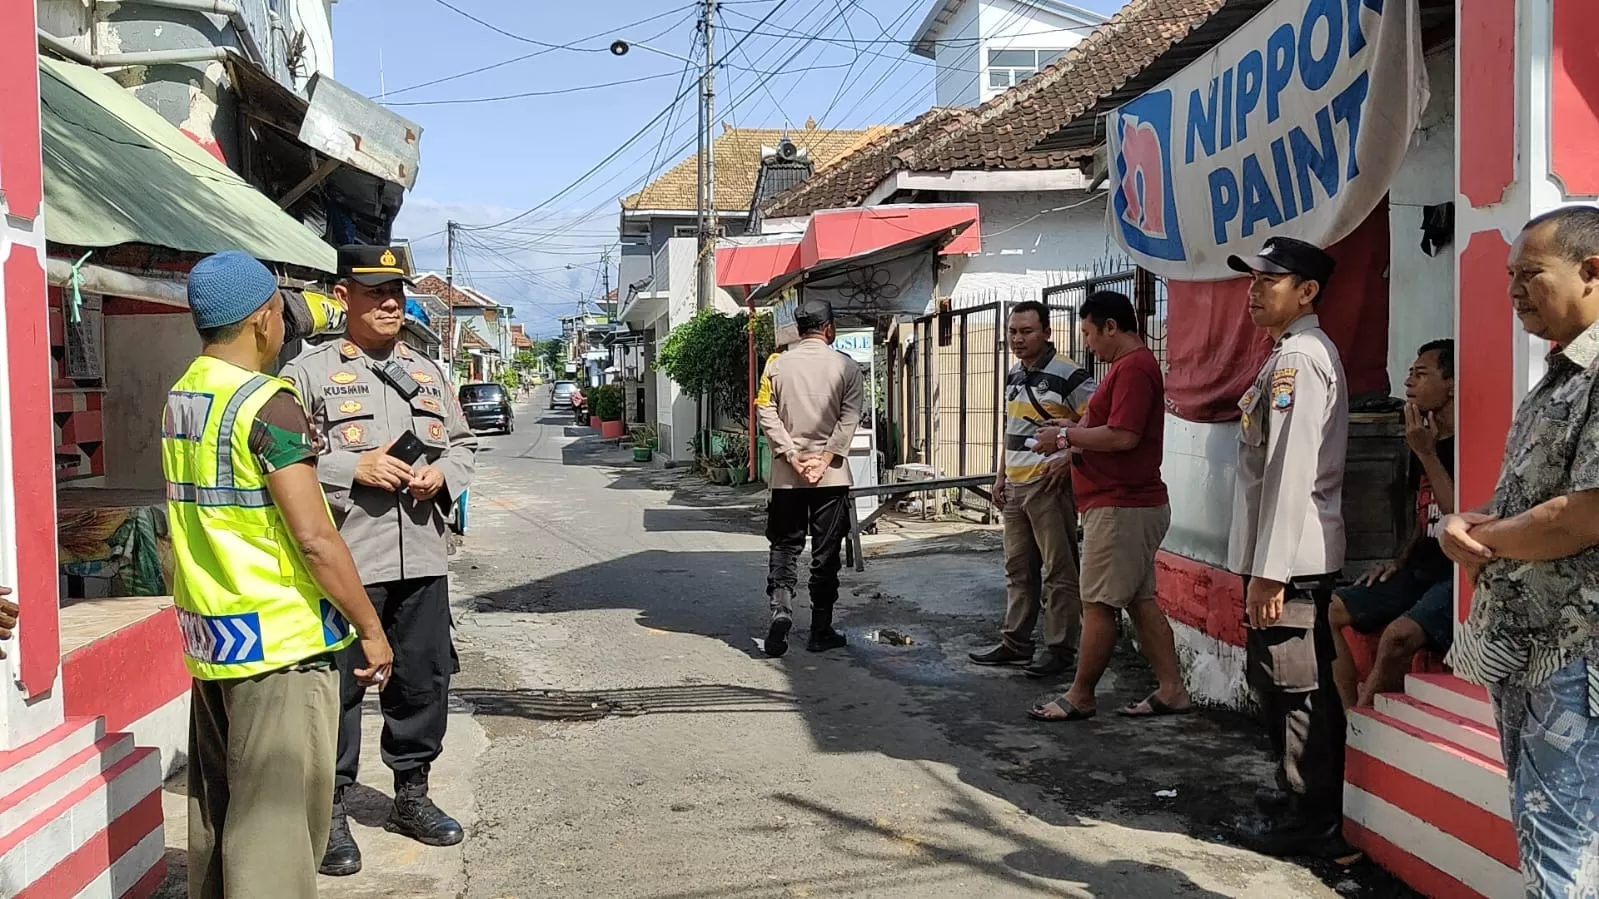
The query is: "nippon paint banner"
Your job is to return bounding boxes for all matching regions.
[1105,0,1427,280]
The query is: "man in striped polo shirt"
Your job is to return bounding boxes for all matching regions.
[969,300,1095,679]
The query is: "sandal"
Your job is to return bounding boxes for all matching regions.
[1117,693,1194,718]
[1027,696,1096,722]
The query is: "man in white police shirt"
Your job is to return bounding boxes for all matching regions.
[282,245,478,876]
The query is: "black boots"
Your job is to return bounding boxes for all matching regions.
[806,607,847,653]
[765,612,793,657]
[319,787,362,877]
[386,768,464,847]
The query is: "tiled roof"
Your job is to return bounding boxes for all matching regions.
[414,273,504,309]
[622,125,891,213]
[764,0,1254,219]
[762,109,969,218]
[459,323,491,351]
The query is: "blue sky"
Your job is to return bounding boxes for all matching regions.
[331,0,1126,336]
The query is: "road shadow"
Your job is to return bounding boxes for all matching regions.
[462,545,1416,896]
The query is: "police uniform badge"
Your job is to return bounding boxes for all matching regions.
[1238,387,1257,432]
[340,422,365,446]
[428,421,444,442]
[420,397,442,413]
[397,343,413,360]
[412,370,435,384]
[339,341,360,360]
[338,400,363,414]
[380,249,398,267]
[1270,368,1297,411]
[330,370,358,385]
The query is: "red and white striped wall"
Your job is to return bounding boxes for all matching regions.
[0,3,173,896]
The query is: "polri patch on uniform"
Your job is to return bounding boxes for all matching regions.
[338,400,363,414]
[420,397,442,413]
[428,421,444,441]
[339,341,359,360]
[339,422,366,446]
[412,370,435,384]
[1271,367,1297,411]
[330,370,358,385]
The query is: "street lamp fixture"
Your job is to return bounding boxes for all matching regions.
[607,39,696,65]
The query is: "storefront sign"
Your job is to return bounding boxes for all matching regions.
[834,329,874,363]
[1105,0,1426,280]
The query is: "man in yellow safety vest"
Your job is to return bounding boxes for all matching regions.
[163,250,393,899]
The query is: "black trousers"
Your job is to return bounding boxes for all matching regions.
[334,576,457,789]
[765,486,850,616]
[1244,579,1346,829]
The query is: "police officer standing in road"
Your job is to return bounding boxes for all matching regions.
[1224,237,1351,858]
[282,245,478,876]
[755,299,864,656]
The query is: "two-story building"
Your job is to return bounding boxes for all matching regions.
[617,122,887,460]
[910,0,1106,107]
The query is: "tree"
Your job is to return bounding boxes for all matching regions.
[655,308,775,425]
[534,338,565,373]
[512,350,538,372]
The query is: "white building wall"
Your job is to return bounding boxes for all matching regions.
[103,314,201,490]
[977,0,1092,102]
[1386,49,1456,393]
[938,190,1114,308]
[933,0,984,107]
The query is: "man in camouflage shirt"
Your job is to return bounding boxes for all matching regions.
[1442,206,1599,897]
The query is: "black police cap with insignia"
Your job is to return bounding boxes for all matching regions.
[1226,236,1335,288]
[338,245,415,287]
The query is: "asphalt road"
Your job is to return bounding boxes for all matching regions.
[436,390,1418,899]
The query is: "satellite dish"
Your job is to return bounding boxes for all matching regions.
[609,40,630,56]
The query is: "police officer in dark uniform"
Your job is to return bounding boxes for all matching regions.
[1224,237,1351,857]
[281,245,478,876]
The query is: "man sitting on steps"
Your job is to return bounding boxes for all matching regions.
[1329,339,1456,708]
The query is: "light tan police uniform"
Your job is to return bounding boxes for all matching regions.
[1227,312,1349,829]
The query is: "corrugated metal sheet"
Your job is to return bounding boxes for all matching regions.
[300,73,422,189]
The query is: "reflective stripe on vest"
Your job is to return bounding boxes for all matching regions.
[163,357,355,679]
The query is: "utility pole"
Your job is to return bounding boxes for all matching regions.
[444,220,456,371]
[601,248,612,318]
[696,0,717,311]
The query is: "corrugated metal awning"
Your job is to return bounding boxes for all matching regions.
[38,57,336,273]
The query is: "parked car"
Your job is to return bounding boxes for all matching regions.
[458,382,514,434]
[550,380,578,409]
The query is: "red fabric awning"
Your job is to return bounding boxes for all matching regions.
[717,202,981,291]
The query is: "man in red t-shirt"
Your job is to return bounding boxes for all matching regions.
[1027,291,1191,722]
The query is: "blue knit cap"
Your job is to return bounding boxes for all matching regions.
[188,251,278,330]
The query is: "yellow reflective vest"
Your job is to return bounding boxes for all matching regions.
[162,356,355,680]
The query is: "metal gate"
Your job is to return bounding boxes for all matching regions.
[891,265,1168,480]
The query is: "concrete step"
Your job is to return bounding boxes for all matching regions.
[1406,672,1494,729]
[0,718,104,799]
[1374,691,1503,764]
[1345,707,1520,899]
[0,736,164,899]
[0,733,135,837]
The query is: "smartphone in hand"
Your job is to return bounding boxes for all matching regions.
[387,430,427,465]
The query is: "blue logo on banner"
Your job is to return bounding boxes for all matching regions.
[1112,90,1186,262]
[320,600,352,646]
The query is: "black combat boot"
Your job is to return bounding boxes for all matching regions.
[386,767,465,847]
[319,787,362,876]
[806,606,847,653]
[765,588,794,657]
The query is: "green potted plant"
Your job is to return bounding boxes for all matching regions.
[591,384,625,439]
[724,433,751,486]
[706,453,730,485]
[630,427,654,463]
